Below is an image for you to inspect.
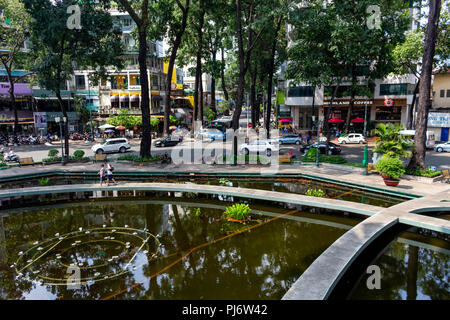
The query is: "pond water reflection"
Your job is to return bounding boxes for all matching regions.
[0,196,360,300]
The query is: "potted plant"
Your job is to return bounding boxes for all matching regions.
[374,155,405,187]
[224,203,251,223]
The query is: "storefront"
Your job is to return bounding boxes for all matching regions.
[0,110,35,134]
[33,112,80,135]
[372,98,407,125]
[322,98,373,122]
[427,112,450,142]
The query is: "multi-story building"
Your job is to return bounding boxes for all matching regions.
[71,8,165,119]
[429,69,450,141]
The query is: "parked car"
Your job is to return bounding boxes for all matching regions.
[240,139,279,156]
[278,134,302,145]
[301,142,341,155]
[154,136,182,147]
[91,138,131,154]
[434,141,450,153]
[338,133,366,144]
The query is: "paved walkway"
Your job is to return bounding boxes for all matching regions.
[282,189,450,300]
[1,161,449,197]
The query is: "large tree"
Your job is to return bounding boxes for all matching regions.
[116,0,160,157]
[393,1,449,129]
[288,0,409,142]
[163,0,190,136]
[24,0,123,160]
[407,0,442,171]
[0,0,30,139]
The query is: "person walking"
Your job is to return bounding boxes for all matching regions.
[99,164,106,186]
[106,163,117,185]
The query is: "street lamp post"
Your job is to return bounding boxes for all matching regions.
[55,117,65,165]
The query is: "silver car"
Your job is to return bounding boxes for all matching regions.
[434,141,450,153]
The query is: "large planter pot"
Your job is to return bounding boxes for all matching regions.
[383,178,400,187]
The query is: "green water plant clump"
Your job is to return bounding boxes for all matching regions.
[375,155,405,179]
[224,203,251,221]
[39,177,50,186]
[305,188,325,197]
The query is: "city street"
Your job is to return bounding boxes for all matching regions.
[7,137,450,170]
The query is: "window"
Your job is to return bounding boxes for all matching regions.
[288,86,314,97]
[447,90,450,98]
[380,84,408,96]
[75,75,85,89]
[440,90,445,97]
[123,18,132,27]
[325,85,367,98]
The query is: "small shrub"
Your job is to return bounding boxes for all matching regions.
[405,167,442,178]
[48,149,59,157]
[374,155,405,179]
[73,150,85,159]
[224,203,251,221]
[0,162,7,167]
[305,188,325,197]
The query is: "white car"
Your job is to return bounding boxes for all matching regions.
[240,139,279,156]
[338,133,366,144]
[91,138,131,154]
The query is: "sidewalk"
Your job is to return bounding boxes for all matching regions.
[1,161,449,197]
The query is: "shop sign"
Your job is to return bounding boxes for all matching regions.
[0,110,34,122]
[323,99,373,106]
[428,112,450,128]
[46,112,79,122]
[0,83,33,96]
[384,98,394,106]
[34,112,47,128]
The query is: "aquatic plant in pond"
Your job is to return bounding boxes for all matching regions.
[39,177,50,186]
[305,188,325,198]
[224,203,251,221]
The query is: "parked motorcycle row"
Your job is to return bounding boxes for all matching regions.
[0,134,45,147]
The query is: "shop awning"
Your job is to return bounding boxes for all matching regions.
[130,95,140,102]
[351,117,365,123]
[120,95,129,102]
[328,117,344,123]
[110,95,119,103]
[152,95,163,101]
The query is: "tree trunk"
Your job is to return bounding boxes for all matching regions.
[220,49,229,101]
[250,65,257,127]
[164,1,190,136]
[55,89,69,161]
[210,50,217,114]
[344,71,357,134]
[3,66,18,138]
[138,27,152,158]
[324,81,341,154]
[265,16,283,139]
[194,6,205,131]
[407,0,441,171]
[407,79,420,129]
[406,245,418,300]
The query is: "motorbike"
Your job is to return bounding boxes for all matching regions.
[3,153,19,162]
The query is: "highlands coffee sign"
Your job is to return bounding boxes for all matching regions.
[323,99,373,107]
